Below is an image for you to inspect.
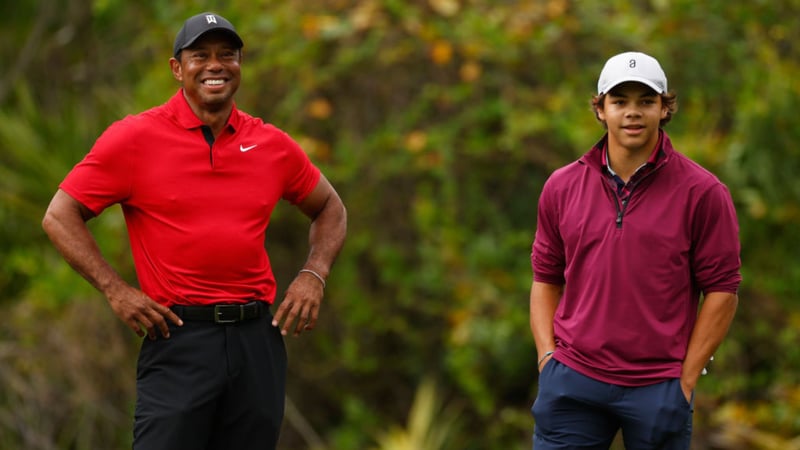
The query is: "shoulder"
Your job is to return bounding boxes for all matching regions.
[550,159,586,179]
[87,103,181,160]
[667,151,728,191]
[543,159,588,193]
[659,152,736,220]
[659,133,728,190]
[106,103,171,135]
[233,109,293,141]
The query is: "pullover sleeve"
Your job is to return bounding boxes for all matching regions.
[691,182,742,294]
[531,176,566,285]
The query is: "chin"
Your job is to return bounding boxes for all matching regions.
[201,92,233,104]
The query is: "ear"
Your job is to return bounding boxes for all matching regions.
[169,57,183,82]
[660,104,669,119]
[596,103,606,121]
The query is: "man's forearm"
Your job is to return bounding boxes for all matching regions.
[681,291,738,390]
[42,193,127,296]
[304,197,347,278]
[530,281,562,358]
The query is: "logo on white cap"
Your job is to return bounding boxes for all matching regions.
[597,52,667,95]
[206,15,217,24]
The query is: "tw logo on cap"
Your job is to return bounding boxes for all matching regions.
[206,15,217,24]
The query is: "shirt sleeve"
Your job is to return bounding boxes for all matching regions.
[691,182,742,294]
[531,176,567,285]
[277,131,321,205]
[59,117,136,214]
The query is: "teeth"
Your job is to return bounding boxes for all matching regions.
[205,79,224,85]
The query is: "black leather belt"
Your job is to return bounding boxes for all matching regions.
[171,301,264,324]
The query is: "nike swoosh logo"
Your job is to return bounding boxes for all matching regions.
[240,144,258,152]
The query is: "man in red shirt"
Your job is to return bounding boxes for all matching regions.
[42,12,346,450]
[529,52,740,449]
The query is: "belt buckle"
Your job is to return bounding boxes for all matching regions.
[214,304,243,324]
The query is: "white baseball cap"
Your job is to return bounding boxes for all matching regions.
[597,52,667,95]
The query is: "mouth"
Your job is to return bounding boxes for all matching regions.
[622,124,646,135]
[202,78,227,87]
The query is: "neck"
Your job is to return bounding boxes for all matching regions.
[607,143,657,183]
[195,110,231,137]
[608,150,648,182]
[183,92,233,138]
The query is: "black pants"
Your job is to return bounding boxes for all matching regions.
[133,308,287,450]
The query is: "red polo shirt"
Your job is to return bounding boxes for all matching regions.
[61,90,321,306]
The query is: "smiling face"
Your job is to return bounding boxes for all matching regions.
[596,81,668,156]
[169,30,242,114]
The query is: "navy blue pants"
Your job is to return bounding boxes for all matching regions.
[532,360,693,450]
[133,308,287,450]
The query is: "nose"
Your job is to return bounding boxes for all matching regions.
[206,56,224,70]
[625,106,642,118]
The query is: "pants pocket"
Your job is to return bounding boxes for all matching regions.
[656,379,694,444]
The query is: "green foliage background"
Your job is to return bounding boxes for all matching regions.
[1,0,799,449]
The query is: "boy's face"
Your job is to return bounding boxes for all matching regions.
[597,82,668,155]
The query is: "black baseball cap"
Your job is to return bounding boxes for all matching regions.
[173,12,244,57]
